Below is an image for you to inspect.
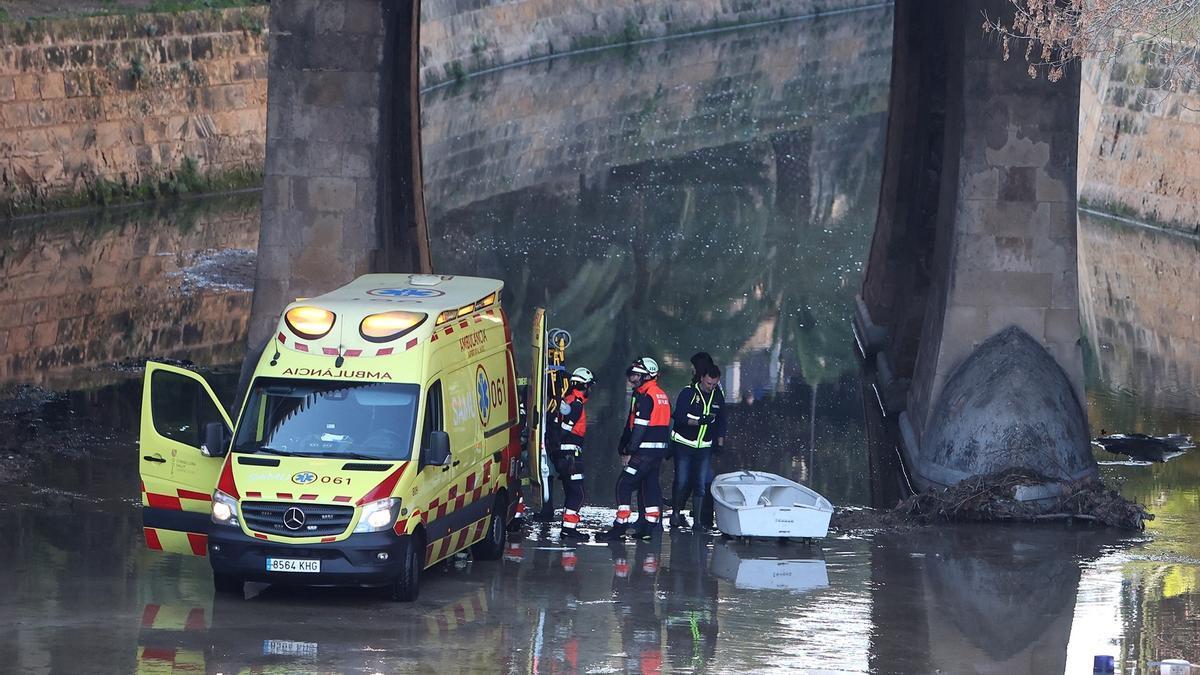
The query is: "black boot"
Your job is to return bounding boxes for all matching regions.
[669,510,689,530]
[597,523,628,541]
[632,520,660,540]
[560,526,588,541]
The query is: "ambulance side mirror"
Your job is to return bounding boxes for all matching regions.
[201,422,230,457]
[426,431,451,466]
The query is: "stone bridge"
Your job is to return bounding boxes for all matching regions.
[253,0,1095,491]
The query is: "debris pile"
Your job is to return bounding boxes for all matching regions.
[831,469,1153,532]
[898,469,1152,531]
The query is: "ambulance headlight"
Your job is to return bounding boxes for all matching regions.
[359,311,427,343]
[355,498,400,533]
[211,490,239,527]
[285,306,336,340]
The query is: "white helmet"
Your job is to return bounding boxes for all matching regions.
[569,367,594,385]
[628,357,659,378]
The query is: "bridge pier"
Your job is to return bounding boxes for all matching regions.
[858,0,1096,490]
[248,0,429,348]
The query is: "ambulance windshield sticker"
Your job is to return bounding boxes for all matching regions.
[367,288,445,299]
[476,365,491,425]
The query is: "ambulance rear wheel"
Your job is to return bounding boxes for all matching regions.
[389,533,423,602]
[472,494,506,561]
[213,573,242,595]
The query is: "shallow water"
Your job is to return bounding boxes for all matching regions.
[1,7,1199,674]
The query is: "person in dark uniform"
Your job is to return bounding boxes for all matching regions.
[669,362,725,529]
[600,357,671,540]
[555,367,593,540]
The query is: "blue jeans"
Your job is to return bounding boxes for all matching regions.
[671,442,712,515]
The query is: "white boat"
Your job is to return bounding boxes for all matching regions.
[711,470,833,539]
[710,540,829,593]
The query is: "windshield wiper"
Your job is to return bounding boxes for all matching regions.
[293,451,384,461]
[255,445,293,456]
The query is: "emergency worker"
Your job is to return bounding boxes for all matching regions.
[669,362,725,529]
[600,357,671,540]
[555,367,593,540]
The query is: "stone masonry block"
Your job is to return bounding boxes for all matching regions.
[942,304,986,347]
[998,166,1036,201]
[1044,307,1081,344]
[960,166,998,199]
[952,270,1053,308]
[984,306,1046,340]
[1034,167,1071,203]
[294,176,357,213]
[341,1,385,36]
[13,74,41,101]
[40,73,66,100]
[315,3,346,33]
[992,235,1036,272]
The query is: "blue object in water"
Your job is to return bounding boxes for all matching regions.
[1093,655,1115,673]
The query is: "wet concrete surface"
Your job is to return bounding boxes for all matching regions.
[1,8,1199,674]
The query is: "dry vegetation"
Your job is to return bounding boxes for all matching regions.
[984,0,1200,89]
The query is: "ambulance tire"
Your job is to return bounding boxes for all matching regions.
[389,532,424,602]
[471,493,507,561]
[213,572,242,596]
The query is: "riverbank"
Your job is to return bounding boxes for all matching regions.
[0,4,269,214]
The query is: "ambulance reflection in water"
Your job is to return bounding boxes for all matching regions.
[134,565,507,674]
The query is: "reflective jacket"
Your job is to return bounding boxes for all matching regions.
[620,379,671,455]
[670,384,725,449]
[559,389,588,451]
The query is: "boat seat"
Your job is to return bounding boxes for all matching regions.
[716,484,770,508]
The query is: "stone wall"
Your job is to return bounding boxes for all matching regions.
[419,0,886,86]
[1079,48,1200,236]
[0,7,268,212]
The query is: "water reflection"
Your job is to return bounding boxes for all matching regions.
[1079,209,1200,434]
[870,526,1120,674]
[0,194,258,389]
[424,11,892,507]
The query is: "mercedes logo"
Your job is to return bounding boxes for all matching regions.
[283,507,306,530]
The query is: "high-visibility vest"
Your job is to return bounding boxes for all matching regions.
[560,390,587,451]
[627,380,671,450]
[670,384,717,449]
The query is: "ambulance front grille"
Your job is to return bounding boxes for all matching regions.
[242,501,355,538]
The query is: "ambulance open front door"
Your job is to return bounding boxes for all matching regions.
[139,362,232,556]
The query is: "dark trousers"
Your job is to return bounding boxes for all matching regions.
[671,442,713,516]
[552,450,586,513]
[614,453,663,524]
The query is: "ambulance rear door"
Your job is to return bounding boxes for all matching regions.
[138,362,232,556]
[523,308,547,506]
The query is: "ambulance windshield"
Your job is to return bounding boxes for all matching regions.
[233,378,421,460]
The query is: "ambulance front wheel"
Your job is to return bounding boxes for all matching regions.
[213,572,242,595]
[472,492,507,561]
[389,532,424,602]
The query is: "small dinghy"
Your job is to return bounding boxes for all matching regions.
[712,470,833,539]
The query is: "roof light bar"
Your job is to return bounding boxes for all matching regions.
[284,306,336,340]
[359,311,428,343]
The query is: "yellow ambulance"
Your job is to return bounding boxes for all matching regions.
[138,274,524,601]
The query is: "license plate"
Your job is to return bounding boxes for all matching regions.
[266,558,320,573]
[263,639,318,656]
